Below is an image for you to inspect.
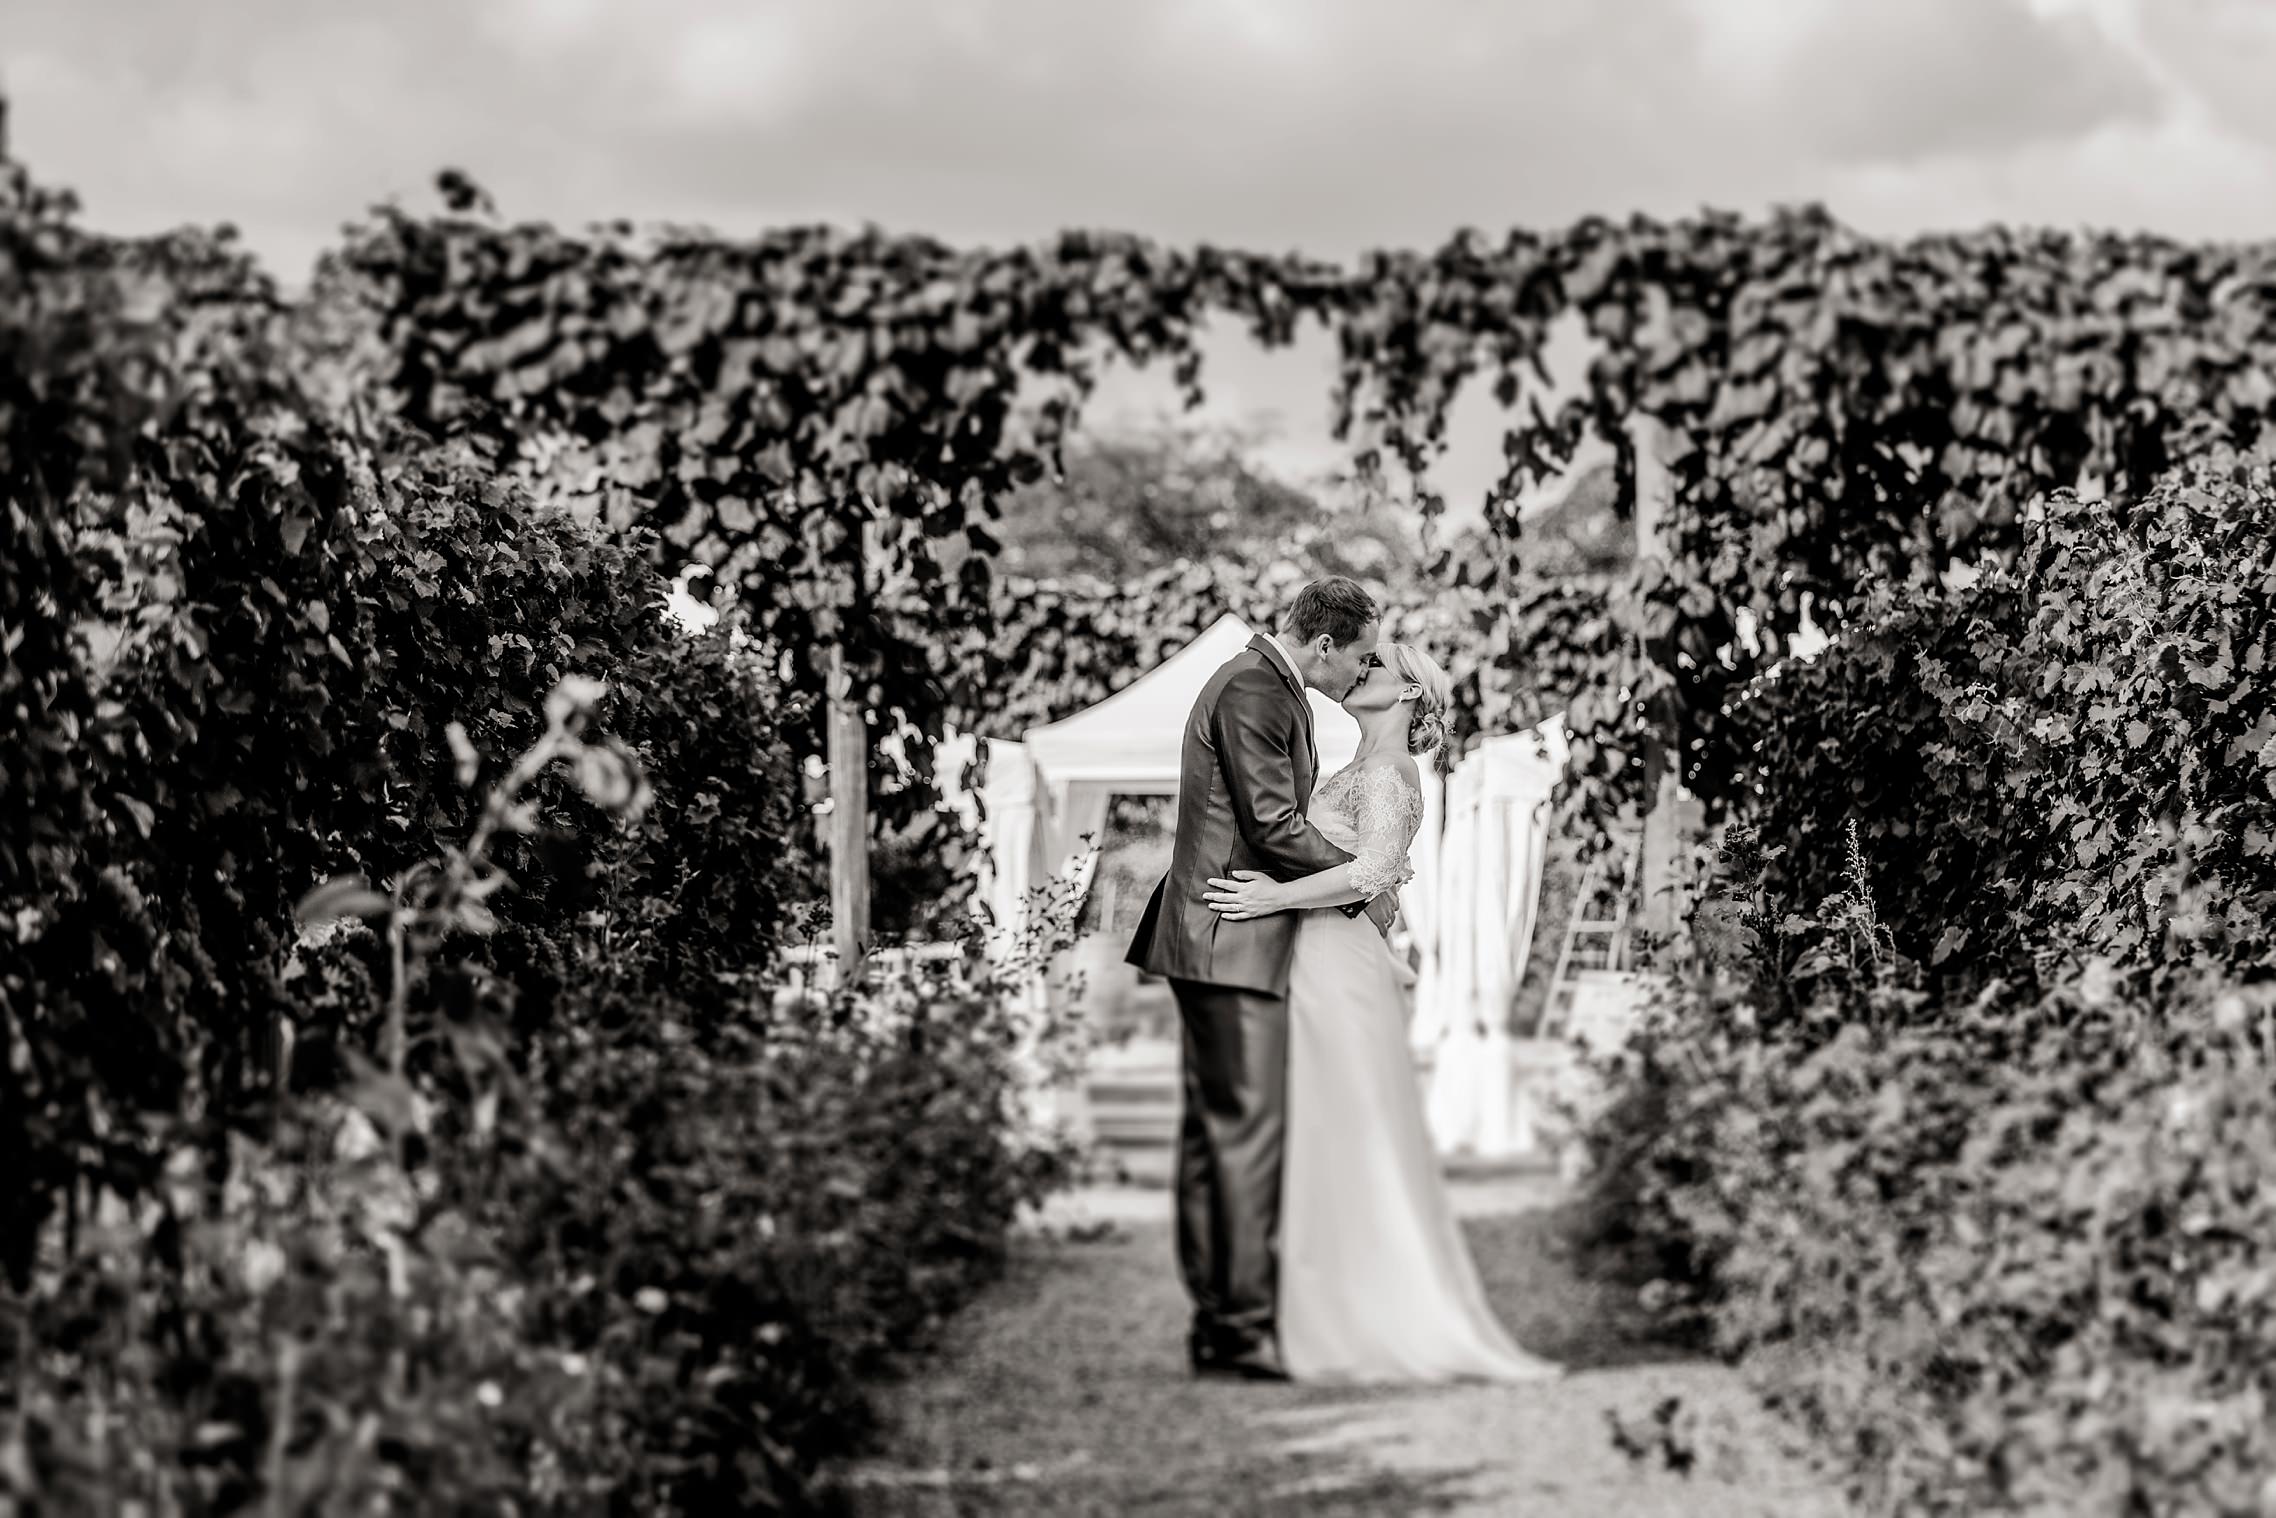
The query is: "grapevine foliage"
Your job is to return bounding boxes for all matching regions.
[0,149,801,1282]
[1579,448,2276,1510]
[340,191,2276,836]
[1740,445,2276,985]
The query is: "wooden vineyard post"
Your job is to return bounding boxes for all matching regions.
[824,511,878,988]
[1631,413,1692,941]
[827,641,870,987]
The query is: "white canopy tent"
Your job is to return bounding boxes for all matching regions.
[978,613,1444,947]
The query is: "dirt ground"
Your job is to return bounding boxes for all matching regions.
[829,1178,1851,1517]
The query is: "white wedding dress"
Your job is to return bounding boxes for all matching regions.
[1278,761,1561,1384]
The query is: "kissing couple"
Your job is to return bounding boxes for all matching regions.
[1127,576,1561,1385]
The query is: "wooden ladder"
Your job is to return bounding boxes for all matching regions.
[1539,835,1640,1038]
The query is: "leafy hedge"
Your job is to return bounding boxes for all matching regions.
[1733,447,2276,989]
[0,162,803,1277]
[331,176,2276,861]
[2,140,1080,1514]
[1577,452,2276,1511]
[1585,887,2276,1513]
[5,923,1077,1514]
[335,184,1652,819]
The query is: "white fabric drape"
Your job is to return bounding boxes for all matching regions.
[976,738,1059,1124]
[1503,795,1550,1003]
[978,738,1039,940]
[1417,733,1560,1158]
[1399,767,1445,1044]
[1465,770,1519,1153]
[1420,757,1484,1145]
[1408,758,1471,1057]
[1040,778,1114,911]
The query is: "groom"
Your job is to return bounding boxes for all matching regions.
[1125,576,1397,1380]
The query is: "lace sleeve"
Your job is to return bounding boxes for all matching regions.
[1344,766,1423,898]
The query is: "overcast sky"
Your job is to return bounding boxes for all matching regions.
[12,0,2276,513]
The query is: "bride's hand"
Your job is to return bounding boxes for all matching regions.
[1204,871,1284,921]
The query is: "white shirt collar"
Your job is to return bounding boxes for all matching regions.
[1259,631,1305,689]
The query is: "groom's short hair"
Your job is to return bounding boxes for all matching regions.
[1281,577,1378,648]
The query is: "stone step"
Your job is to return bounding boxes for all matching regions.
[1086,1078,1179,1107]
[1092,1106,1183,1137]
[1086,1043,1180,1073]
[1082,1041,1181,1135]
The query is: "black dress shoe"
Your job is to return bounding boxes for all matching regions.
[1188,1317,1234,1372]
[1218,1339,1290,1382]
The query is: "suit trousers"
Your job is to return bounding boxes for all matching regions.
[1168,975,1287,1352]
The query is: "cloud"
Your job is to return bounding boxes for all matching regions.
[1784,0,2276,238]
[2,0,2210,273]
[2132,0,2276,149]
[1678,0,2165,167]
[487,0,615,50]
[5,0,2265,344]
[653,6,829,127]
[1827,107,2276,239]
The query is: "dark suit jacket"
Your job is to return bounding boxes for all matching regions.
[1126,636,1388,997]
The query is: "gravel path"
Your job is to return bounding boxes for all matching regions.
[830,1177,1851,1516]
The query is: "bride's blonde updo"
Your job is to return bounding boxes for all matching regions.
[1378,643,1455,756]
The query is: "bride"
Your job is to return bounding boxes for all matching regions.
[1202,643,1560,1385]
